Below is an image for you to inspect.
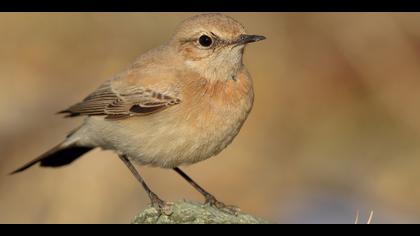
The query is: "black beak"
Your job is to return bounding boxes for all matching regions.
[236,34,266,45]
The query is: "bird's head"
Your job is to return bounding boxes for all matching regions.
[169,13,265,81]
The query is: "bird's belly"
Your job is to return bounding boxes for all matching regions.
[81,98,251,168]
[123,106,249,168]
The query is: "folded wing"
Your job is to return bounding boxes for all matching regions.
[59,80,181,120]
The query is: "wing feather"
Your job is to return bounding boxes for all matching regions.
[59,80,181,120]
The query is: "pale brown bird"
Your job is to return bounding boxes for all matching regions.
[11,13,265,214]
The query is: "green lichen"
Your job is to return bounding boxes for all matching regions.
[132,201,268,224]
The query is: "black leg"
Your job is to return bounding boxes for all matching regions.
[119,154,172,215]
[173,167,239,214]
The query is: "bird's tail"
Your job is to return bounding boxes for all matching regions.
[10,140,93,175]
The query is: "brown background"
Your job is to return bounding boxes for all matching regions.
[1,13,420,223]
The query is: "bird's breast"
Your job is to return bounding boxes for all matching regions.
[162,69,254,166]
[181,72,254,131]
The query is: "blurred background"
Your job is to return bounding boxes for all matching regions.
[1,13,420,223]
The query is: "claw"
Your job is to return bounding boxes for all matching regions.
[150,194,173,216]
[205,196,240,215]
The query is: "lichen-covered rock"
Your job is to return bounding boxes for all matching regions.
[132,201,268,224]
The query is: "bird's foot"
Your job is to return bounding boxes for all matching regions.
[205,195,240,216]
[149,193,173,216]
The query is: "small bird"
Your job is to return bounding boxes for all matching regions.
[11,13,265,214]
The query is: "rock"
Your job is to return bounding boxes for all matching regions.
[132,200,269,224]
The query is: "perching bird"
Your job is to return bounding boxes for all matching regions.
[11,13,265,214]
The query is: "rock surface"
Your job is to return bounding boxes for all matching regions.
[132,201,268,224]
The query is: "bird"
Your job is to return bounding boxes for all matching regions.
[10,13,265,215]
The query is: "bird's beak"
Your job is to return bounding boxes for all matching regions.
[235,34,266,45]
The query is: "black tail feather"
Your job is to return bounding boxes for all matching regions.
[10,144,93,175]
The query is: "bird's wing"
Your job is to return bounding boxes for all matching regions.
[59,79,181,120]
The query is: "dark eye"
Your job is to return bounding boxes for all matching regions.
[198,35,213,47]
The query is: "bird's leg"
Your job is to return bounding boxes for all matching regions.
[173,167,240,215]
[118,154,172,215]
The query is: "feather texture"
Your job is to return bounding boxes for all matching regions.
[59,80,181,120]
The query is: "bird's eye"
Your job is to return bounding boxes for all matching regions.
[198,35,213,47]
